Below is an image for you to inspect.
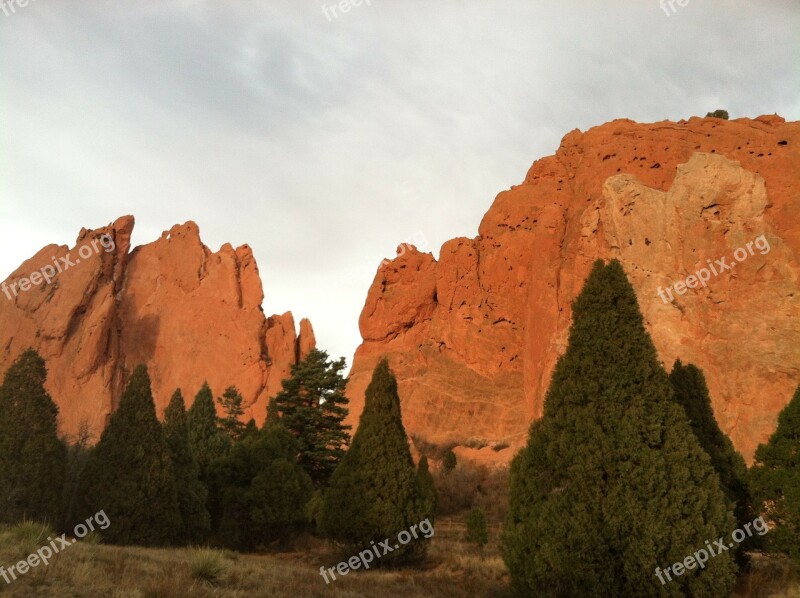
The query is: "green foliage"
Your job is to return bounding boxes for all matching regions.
[750,383,800,561]
[187,382,229,532]
[272,349,351,487]
[466,507,488,549]
[187,382,229,475]
[417,455,438,521]
[61,421,93,530]
[0,349,66,526]
[442,449,457,473]
[217,415,313,550]
[502,260,737,597]
[241,418,259,440]
[305,489,324,529]
[670,360,754,560]
[188,548,227,585]
[706,109,730,119]
[217,386,245,442]
[82,365,180,546]
[319,359,429,563]
[163,389,210,544]
[5,520,57,559]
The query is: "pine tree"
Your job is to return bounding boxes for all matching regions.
[272,349,351,487]
[417,455,437,520]
[502,260,737,597]
[217,409,313,550]
[217,385,245,442]
[163,389,211,544]
[82,365,180,546]
[319,359,428,563]
[187,382,229,533]
[0,349,66,526]
[670,360,754,559]
[750,383,800,561]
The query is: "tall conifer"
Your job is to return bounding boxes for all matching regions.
[750,383,800,561]
[502,260,737,596]
[82,365,180,546]
[320,359,428,563]
[272,349,350,487]
[187,382,229,532]
[0,349,66,526]
[163,389,210,544]
[670,360,754,560]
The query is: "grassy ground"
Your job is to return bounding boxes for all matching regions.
[0,518,796,597]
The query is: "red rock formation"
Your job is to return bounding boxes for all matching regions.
[348,115,800,465]
[0,217,314,441]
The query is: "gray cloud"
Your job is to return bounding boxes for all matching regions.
[1,0,798,363]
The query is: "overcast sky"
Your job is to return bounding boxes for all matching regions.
[1,0,798,363]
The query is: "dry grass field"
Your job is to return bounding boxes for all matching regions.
[0,518,796,597]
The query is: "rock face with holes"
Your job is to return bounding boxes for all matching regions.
[348,115,800,465]
[0,216,315,442]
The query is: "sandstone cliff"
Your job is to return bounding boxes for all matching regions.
[348,115,800,465]
[0,217,314,441]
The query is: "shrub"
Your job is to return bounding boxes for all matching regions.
[706,109,729,120]
[188,548,227,585]
[8,520,56,557]
[466,508,488,550]
[434,463,509,520]
[442,449,457,473]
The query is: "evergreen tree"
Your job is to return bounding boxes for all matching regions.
[241,418,259,441]
[670,360,754,559]
[187,382,229,475]
[502,260,737,597]
[750,383,800,561]
[466,507,488,550]
[61,421,92,530]
[163,389,211,544]
[187,382,229,532]
[217,410,313,550]
[319,359,428,563]
[417,455,437,520]
[272,349,351,487]
[82,365,180,546]
[0,349,66,526]
[217,385,246,442]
